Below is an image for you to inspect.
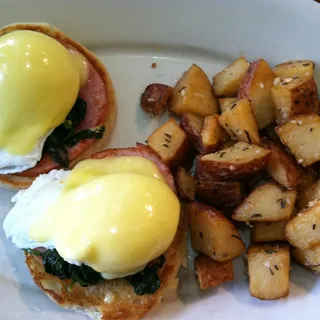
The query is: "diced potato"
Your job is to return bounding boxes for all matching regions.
[275,114,320,167]
[213,56,250,97]
[273,60,314,79]
[248,244,290,300]
[200,115,227,154]
[219,98,260,144]
[140,83,173,117]
[186,202,246,262]
[272,76,318,124]
[299,180,320,210]
[251,221,287,243]
[147,118,189,167]
[180,113,203,150]
[175,167,196,201]
[291,244,320,273]
[195,254,234,289]
[285,199,320,250]
[261,139,300,188]
[196,180,243,208]
[219,97,237,113]
[195,142,270,181]
[298,167,318,192]
[238,59,275,129]
[233,182,296,222]
[218,139,237,150]
[171,64,219,116]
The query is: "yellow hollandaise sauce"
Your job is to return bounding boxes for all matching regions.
[0,30,88,155]
[30,156,180,279]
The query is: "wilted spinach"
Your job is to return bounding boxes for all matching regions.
[43,98,105,168]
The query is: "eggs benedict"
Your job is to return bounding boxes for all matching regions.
[3,144,187,320]
[0,23,116,190]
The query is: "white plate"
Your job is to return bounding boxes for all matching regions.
[1,0,320,319]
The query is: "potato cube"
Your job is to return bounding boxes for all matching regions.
[251,221,287,243]
[299,180,320,210]
[213,56,250,97]
[147,118,189,167]
[171,64,219,116]
[233,182,296,222]
[291,244,320,273]
[195,254,234,289]
[272,76,318,124]
[180,113,203,150]
[238,59,275,129]
[273,60,314,79]
[219,98,260,144]
[262,139,300,188]
[219,97,237,113]
[187,202,246,262]
[248,244,290,300]
[175,167,196,201]
[195,142,270,181]
[140,83,173,117]
[285,199,320,250]
[275,114,320,167]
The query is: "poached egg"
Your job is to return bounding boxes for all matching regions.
[0,30,88,173]
[3,156,180,279]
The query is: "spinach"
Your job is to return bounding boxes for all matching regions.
[43,98,105,168]
[25,248,165,295]
[125,255,165,295]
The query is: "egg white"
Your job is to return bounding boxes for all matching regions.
[0,130,52,174]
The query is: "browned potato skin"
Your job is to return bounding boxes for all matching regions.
[175,167,196,201]
[297,167,318,192]
[238,59,275,129]
[171,64,219,116]
[298,180,320,210]
[261,139,300,188]
[196,180,243,208]
[251,221,287,243]
[291,244,320,273]
[219,98,260,144]
[147,118,189,167]
[195,142,270,181]
[273,60,314,79]
[195,254,234,289]
[219,97,237,113]
[187,202,246,262]
[180,113,203,150]
[233,181,297,222]
[272,76,318,124]
[248,244,290,300]
[140,83,173,117]
[285,200,320,250]
[275,114,320,167]
[213,56,250,97]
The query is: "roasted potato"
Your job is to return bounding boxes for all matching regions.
[291,245,320,273]
[147,118,189,167]
[140,83,173,117]
[275,114,320,167]
[299,180,320,210]
[175,167,196,201]
[200,115,227,153]
[219,97,237,113]
[171,64,219,116]
[297,167,318,192]
[285,199,320,250]
[251,220,287,243]
[195,254,234,289]
[248,244,290,300]
[213,56,250,97]
[233,182,296,222]
[273,60,314,79]
[180,113,203,150]
[261,139,300,188]
[186,202,246,262]
[196,180,243,208]
[272,76,318,124]
[195,142,270,181]
[219,98,260,144]
[238,59,275,129]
